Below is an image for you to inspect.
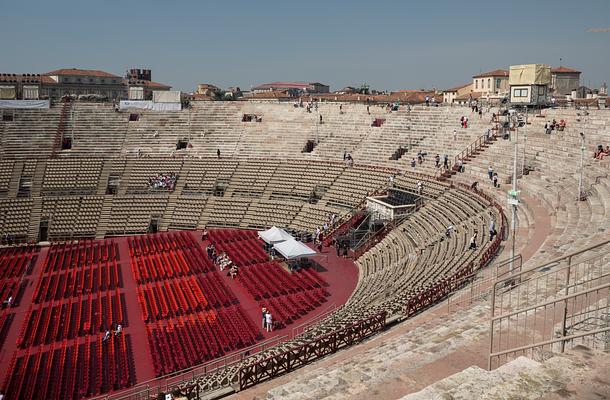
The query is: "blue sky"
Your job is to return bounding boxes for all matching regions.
[1,0,608,92]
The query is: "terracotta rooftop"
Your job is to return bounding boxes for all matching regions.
[455,91,482,101]
[314,90,441,104]
[253,82,311,90]
[551,66,581,74]
[473,69,509,78]
[45,68,121,78]
[246,90,295,99]
[444,83,471,92]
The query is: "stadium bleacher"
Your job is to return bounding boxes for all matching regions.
[0,100,607,399]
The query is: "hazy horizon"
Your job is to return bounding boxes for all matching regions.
[1,0,609,92]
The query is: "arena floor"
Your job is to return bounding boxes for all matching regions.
[0,230,359,399]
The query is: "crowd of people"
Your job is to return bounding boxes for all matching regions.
[206,243,239,279]
[148,172,177,191]
[544,119,567,134]
[312,213,339,248]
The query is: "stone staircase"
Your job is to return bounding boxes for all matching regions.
[95,195,114,239]
[403,346,610,400]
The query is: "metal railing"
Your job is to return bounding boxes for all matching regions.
[291,303,338,339]
[436,131,497,179]
[488,239,610,370]
[238,311,387,391]
[90,334,288,400]
[446,255,522,312]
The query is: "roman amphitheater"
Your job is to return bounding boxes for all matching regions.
[0,99,608,400]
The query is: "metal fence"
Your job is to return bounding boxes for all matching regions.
[238,311,387,390]
[488,239,610,370]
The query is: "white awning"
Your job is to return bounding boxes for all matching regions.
[273,239,317,260]
[258,226,293,244]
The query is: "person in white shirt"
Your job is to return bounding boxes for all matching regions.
[469,231,478,250]
[265,312,273,332]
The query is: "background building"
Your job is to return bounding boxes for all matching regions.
[41,68,125,100]
[443,83,473,104]
[509,64,551,106]
[472,69,509,95]
[1,68,171,100]
[252,81,329,94]
[550,66,581,96]
[0,73,42,100]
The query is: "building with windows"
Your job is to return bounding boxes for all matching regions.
[442,83,472,104]
[252,81,330,94]
[509,64,551,106]
[472,69,509,95]
[40,68,126,100]
[0,68,171,100]
[550,66,581,96]
[0,73,42,100]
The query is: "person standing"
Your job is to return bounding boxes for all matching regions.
[453,129,457,141]
[489,220,496,242]
[488,165,494,180]
[217,149,221,159]
[261,307,267,330]
[265,311,273,332]
[469,231,478,250]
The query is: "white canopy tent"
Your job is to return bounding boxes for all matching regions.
[258,226,293,244]
[273,239,317,260]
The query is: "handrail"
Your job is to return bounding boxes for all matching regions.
[291,302,338,339]
[488,239,610,370]
[434,131,497,179]
[446,254,522,310]
[90,334,288,400]
[493,238,610,285]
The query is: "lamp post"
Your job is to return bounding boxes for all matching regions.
[578,132,585,201]
[508,112,520,275]
[522,109,528,176]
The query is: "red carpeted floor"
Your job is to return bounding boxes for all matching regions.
[0,229,358,399]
